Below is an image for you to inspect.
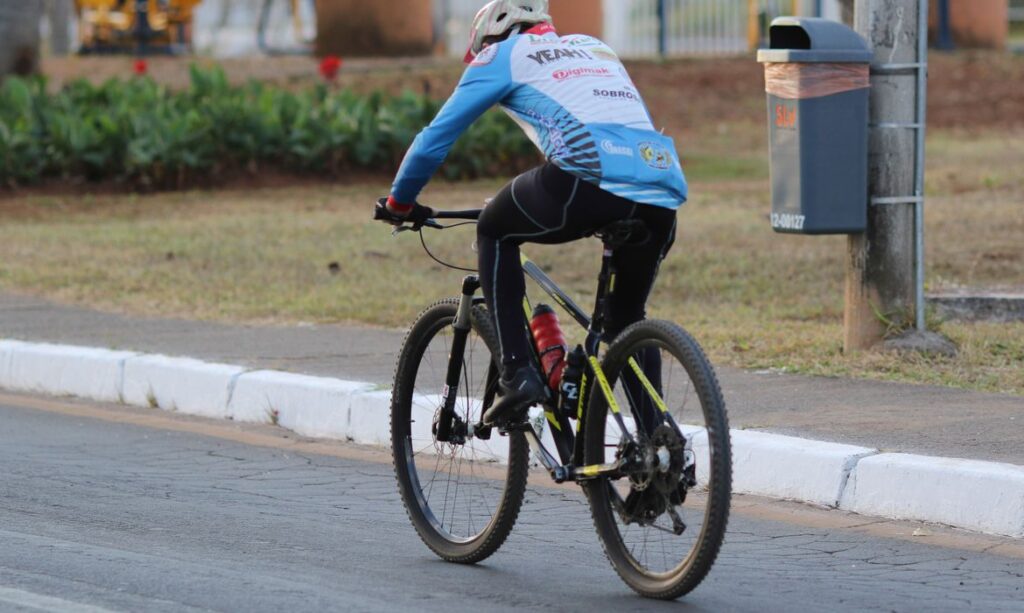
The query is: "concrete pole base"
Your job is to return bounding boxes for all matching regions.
[882,330,958,357]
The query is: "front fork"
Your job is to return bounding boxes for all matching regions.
[434,275,480,444]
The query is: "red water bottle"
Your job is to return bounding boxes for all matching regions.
[529,304,567,391]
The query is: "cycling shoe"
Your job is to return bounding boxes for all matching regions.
[483,367,548,426]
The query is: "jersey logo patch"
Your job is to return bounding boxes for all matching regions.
[639,142,672,170]
[471,44,500,66]
[593,88,638,101]
[527,47,594,66]
[552,67,612,81]
[602,140,634,157]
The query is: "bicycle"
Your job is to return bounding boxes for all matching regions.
[376,199,731,600]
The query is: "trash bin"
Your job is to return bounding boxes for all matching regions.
[757,17,873,234]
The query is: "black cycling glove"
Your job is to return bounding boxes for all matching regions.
[374,197,435,230]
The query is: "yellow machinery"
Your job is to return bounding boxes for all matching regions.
[74,0,312,55]
[75,0,203,54]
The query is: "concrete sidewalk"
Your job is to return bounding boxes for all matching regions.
[2,291,1023,537]
[2,292,1020,463]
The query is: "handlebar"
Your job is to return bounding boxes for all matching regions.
[373,198,482,231]
[433,209,483,221]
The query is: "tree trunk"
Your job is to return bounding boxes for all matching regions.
[0,1,44,78]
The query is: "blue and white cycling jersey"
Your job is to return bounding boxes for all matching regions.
[391,28,688,210]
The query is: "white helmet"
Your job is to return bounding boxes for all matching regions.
[464,0,552,63]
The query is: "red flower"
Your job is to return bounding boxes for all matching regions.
[133,59,148,76]
[319,55,342,81]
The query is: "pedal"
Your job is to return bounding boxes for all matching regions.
[471,421,492,440]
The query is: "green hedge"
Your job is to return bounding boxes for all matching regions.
[0,66,538,188]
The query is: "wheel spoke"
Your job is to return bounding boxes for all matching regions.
[585,323,730,597]
[392,301,527,561]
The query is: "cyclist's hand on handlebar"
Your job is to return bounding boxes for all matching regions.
[374,196,436,230]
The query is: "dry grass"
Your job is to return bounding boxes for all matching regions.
[0,128,1021,394]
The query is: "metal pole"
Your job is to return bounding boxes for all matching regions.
[657,0,667,57]
[936,0,954,50]
[135,0,150,55]
[914,0,928,330]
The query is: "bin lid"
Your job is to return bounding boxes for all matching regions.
[757,17,872,63]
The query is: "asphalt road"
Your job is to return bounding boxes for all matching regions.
[1,394,1022,612]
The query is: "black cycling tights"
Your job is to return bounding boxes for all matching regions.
[477,163,677,375]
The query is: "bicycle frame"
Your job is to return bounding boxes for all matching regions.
[437,239,680,486]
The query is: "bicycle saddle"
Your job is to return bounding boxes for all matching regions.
[593,219,650,249]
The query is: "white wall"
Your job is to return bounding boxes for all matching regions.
[193,0,315,57]
[821,0,844,22]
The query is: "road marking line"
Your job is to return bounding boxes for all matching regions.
[0,586,119,613]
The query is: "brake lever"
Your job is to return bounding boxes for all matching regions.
[391,219,442,236]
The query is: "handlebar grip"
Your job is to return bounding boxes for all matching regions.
[374,199,404,225]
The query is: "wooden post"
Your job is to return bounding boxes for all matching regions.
[843,0,921,351]
[748,0,761,52]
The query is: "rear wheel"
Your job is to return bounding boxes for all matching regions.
[391,299,530,564]
[584,319,731,599]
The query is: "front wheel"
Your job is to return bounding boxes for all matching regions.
[584,319,731,600]
[391,298,530,564]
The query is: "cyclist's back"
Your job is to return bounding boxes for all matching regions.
[384,0,686,425]
[391,27,687,210]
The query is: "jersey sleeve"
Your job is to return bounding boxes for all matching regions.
[390,41,514,204]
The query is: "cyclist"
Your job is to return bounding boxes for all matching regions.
[381,0,687,426]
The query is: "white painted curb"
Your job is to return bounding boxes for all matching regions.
[123,355,247,419]
[840,453,1024,538]
[0,340,25,388]
[718,430,875,507]
[2,337,1023,538]
[228,370,377,440]
[1,341,135,403]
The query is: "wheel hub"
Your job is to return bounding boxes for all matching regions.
[432,407,468,445]
[649,424,686,498]
[620,424,691,526]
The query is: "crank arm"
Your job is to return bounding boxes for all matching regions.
[515,423,572,483]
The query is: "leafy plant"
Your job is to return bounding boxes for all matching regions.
[0,66,538,189]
